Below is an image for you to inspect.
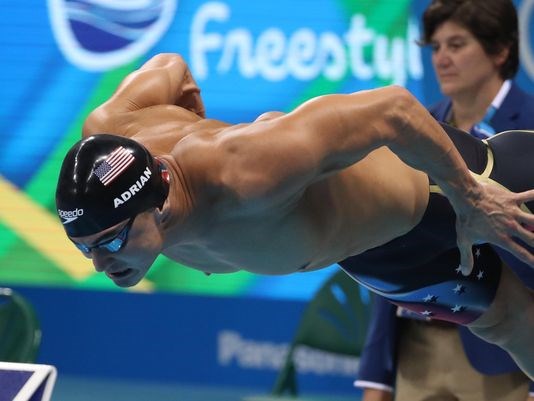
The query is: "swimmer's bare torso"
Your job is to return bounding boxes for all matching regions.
[85,87,427,275]
[81,53,534,278]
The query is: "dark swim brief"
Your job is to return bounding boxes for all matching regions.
[339,218,501,325]
[338,126,534,325]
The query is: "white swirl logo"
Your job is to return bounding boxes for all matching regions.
[48,0,177,71]
[520,0,534,81]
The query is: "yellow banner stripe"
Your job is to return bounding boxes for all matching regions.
[0,176,153,291]
[0,175,93,279]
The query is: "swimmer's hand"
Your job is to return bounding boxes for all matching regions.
[453,182,534,275]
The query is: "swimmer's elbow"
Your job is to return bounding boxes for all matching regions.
[381,86,420,139]
[142,53,185,70]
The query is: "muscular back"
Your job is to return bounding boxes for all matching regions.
[83,54,431,274]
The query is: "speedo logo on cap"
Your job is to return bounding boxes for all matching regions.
[114,166,152,208]
[58,208,84,224]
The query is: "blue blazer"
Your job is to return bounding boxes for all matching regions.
[357,82,534,392]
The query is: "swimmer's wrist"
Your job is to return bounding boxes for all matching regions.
[435,172,482,211]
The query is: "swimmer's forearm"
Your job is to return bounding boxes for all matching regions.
[292,86,478,200]
[379,88,479,204]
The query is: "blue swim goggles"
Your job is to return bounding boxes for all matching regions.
[73,219,133,254]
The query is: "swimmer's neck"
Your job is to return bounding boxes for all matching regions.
[156,154,202,246]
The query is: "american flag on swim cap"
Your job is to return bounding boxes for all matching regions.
[93,146,135,186]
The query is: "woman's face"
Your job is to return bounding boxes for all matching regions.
[430,21,506,98]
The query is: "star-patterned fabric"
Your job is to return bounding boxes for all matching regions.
[338,186,502,325]
[340,244,501,325]
[338,127,534,325]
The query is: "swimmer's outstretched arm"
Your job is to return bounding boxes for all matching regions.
[83,53,205,135]
[217,86,534,271]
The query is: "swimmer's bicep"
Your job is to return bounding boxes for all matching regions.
[209,90,403,204]
[283,91,396,172]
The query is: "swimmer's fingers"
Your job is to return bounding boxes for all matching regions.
[513,189,534,205]
[456,230,474,276]
[502,209,534,266]
[497,235,534,267]
[517,207,534,229]
[483,185,534,265]
[514,215,534,246]
[454,183,534,271]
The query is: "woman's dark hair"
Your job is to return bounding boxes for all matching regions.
[421,0,518,79]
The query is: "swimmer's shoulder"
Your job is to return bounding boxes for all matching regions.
[82,104,113,137]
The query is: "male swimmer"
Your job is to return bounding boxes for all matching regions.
[55,53,534,378]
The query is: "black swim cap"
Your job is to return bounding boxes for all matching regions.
[56,134,169,237]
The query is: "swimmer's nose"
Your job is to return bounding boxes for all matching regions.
[91,251,113,273]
